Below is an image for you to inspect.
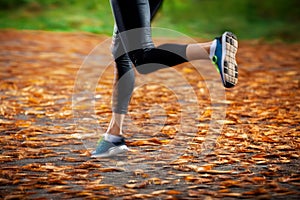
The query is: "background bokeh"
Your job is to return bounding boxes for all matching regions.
[0,0,299,41]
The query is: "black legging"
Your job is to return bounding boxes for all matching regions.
[111,0,188,114]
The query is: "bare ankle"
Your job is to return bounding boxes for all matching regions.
[106,113,125,136]
[107,126,122,136]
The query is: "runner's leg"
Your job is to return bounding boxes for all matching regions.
[108,0,164,135]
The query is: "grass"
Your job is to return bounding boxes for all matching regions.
[0,0,299,42]
[0,1,114,34]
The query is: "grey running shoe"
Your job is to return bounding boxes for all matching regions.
[91,137,129,158]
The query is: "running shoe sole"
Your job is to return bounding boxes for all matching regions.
[220,32,238,88]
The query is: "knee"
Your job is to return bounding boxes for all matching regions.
[111,41,125,60]
[128,49,152,74]
[111,32,127,60]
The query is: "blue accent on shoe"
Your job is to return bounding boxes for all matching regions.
[214,38,223,79]
[91,137,128,158]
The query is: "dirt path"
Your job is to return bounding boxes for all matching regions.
[0,30,299,199]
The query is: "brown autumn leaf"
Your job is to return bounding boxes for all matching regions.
[0,119,14,125]
[151,189,166,195]
[2,194,28,200]
[243,188,268,195]
[218,191,243,197]
[166,190,182,195]
[184,175,212,184]
[124,181,147,189]
[77,161,102,169]
[46,185,72,193]
[127,137,164,146]
[98,167,125,172]
[85,184,115,190]
[0,178,11,185]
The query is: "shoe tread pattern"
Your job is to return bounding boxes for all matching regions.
[224,32,238,88]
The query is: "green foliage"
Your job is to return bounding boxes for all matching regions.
[158,0,299,41]
[0,0,299,41]
[0,0,114,34]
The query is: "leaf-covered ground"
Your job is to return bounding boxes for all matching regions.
[0,30,299,199]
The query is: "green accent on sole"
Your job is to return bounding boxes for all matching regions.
[212,55,220,73]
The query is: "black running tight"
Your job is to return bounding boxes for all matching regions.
[110,0,188,114]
